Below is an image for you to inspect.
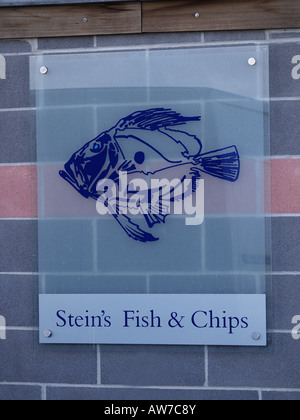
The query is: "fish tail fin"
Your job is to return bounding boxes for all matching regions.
[193,146,240,182]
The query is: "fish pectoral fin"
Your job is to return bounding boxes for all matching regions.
[143,207,169,229]
[112,213,159,243]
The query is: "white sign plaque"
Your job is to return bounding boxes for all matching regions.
[40,294,267,346]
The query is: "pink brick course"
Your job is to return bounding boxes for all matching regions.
[0,159,299,219]
[0,165,37,218]
[271,159,300,214]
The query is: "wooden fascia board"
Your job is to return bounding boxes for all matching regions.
[0,0,300,39]
[142,0,300,33]
[0,2,141,39]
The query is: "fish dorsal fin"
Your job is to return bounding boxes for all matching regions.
[116,108,201,132]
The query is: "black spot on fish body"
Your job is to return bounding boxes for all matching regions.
[134,151,145,165]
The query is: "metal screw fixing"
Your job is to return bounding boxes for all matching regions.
[82,18,88,23]
[252,332,261,341]
[195,13,200,18]
[40,66,48,75]
[43,330,52,338]
[248,58,257,66]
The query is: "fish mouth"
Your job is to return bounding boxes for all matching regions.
[59,161,90,198]
[59,168,75,184]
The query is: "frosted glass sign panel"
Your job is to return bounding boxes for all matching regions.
[31,46,270,346]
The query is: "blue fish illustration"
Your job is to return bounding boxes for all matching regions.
[60,108,240,242]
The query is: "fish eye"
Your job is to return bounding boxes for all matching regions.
[92,143,100,151]
[134,151,145,165]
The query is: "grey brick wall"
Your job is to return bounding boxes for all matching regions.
[0,30,300,400]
